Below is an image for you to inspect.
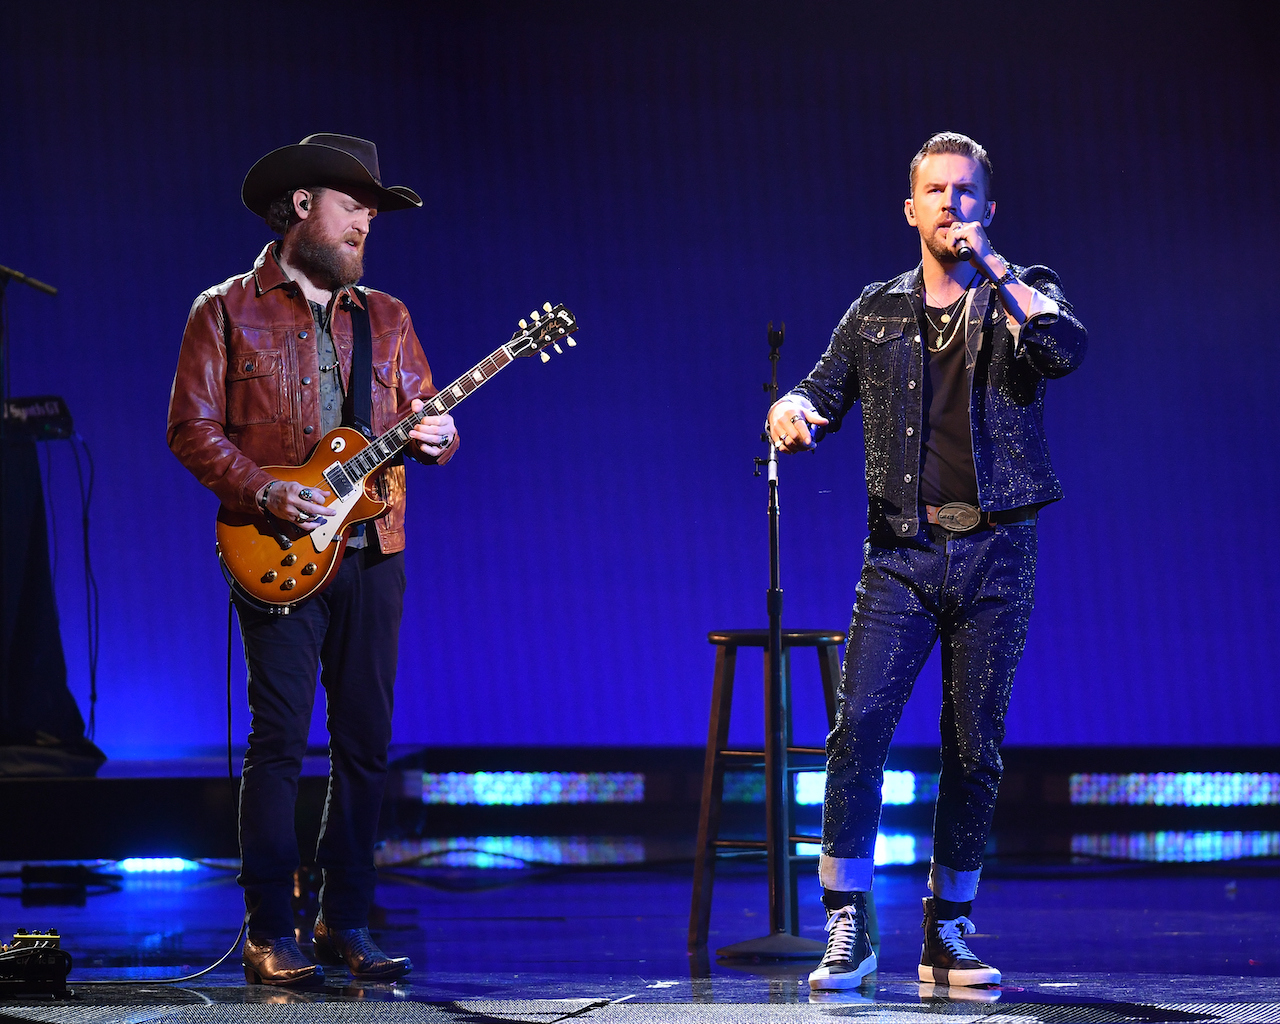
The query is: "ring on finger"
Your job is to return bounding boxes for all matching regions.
[299,488,312,500]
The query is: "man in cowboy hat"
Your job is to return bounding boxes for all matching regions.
[168,134,456,986]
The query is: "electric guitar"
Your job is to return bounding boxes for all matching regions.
[215,302,578,613]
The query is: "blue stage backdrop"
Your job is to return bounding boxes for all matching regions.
[3,2,1276,756]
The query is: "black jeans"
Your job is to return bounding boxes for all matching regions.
[819,522,1037,900]
[234,546,406,937]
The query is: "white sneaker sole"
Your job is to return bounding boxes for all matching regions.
[808,952,877,989]
[918,963,1001,986]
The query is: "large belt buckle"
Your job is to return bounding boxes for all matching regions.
[936,502,981,532]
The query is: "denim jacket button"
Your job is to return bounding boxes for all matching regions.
[904,474,912,482]
[901,523,910,532]
[906,426,914,436]
[908,380,917,389]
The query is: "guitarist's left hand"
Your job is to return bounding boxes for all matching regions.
[409,400,457,458]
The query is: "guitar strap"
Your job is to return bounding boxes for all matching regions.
[348,287,373,440]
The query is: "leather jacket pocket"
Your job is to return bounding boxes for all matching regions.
[856,317,908,386]
[372,360,402,429]
[225,348,282,425]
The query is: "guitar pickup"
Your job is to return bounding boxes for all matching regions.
[323,462,353,499]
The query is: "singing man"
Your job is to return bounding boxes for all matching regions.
[768,132,1087,990]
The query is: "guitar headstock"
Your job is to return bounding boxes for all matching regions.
[509,302,580,363]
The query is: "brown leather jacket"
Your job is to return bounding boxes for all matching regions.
[167,242,455,553]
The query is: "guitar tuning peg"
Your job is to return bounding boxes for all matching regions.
[531,310,541,321]
[553,342,563,354]
[539,351,551,363]
[542,301,552,313]
[518,318,528,329]
[566,336,577,347]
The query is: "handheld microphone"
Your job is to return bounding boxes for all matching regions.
[955,241,974,261]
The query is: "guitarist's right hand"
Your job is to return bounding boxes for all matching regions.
[257,479,334,533]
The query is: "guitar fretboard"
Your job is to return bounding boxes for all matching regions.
[333,344,516,486]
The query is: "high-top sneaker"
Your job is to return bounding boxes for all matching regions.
[807,893,877,990]
[917,896,1000,986]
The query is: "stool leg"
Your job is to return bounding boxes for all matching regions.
[817,641,841,733]
[689,644,737,951]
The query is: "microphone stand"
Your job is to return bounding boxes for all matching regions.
[721,323,824,959]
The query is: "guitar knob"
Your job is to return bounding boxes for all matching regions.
[261,569,278,583]
[301,563,318,575]
[281,578,297,590]
[282,554,298,566]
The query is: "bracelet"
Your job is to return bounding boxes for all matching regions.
[257,480,275,512]
[994,268,1017,287]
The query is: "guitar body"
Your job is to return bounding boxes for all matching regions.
[215,427,388,613]
[210,302,579,614]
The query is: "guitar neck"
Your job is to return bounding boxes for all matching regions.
[340,343,517,480]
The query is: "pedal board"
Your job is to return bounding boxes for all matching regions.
[0,929,71,997]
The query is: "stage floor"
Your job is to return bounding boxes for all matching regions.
[1,855,1277,1022]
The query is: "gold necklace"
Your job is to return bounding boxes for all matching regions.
[923,294,966,352]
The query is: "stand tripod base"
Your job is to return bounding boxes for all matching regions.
[716,931,825,960]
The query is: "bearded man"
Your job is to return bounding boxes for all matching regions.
[768,132,1087,991]
[168,134,456,986]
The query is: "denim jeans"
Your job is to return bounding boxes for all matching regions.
[234,546,406,937]
[819,522,1037,901]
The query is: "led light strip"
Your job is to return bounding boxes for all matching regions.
[1070,772,1280,806]
[1071,831,1280,862]
[421,771,644,805]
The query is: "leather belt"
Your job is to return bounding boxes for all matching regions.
[926,502,1037,533]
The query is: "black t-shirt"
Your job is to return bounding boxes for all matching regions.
[920,301,979,507]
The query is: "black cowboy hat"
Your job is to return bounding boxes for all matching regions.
[242,133,422,218]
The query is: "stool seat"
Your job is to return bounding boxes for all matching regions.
[709,629,846,647]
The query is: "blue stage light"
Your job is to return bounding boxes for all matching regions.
[795,832,922,865]
[421,771,644,805]
[376,835,647,869]
[1069,772,1280,806]
[794,770,916,806]
[1071,831,1280,862]
[116,858,200,873]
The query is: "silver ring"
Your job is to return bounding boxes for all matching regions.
[789,414,802,424]
[438,435,451,448]
[299,488,312,500]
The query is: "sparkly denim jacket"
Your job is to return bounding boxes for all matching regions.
[786,262,1087,539]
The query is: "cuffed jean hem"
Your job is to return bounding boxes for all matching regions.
[929,860,982,901]
[819,854,874,892]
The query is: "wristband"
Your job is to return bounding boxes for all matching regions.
[258,480,275,512]
[994,268,1017,287]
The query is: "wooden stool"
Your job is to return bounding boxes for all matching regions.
[688,628,846,952]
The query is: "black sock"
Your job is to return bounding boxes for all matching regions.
[932,896,972,919]
[822,888,863,912]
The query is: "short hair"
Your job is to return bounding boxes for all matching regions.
[264,186,328,235]
[909,132,993,199]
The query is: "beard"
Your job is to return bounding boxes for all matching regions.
[923,232,962,265]
[289,215,365,289]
